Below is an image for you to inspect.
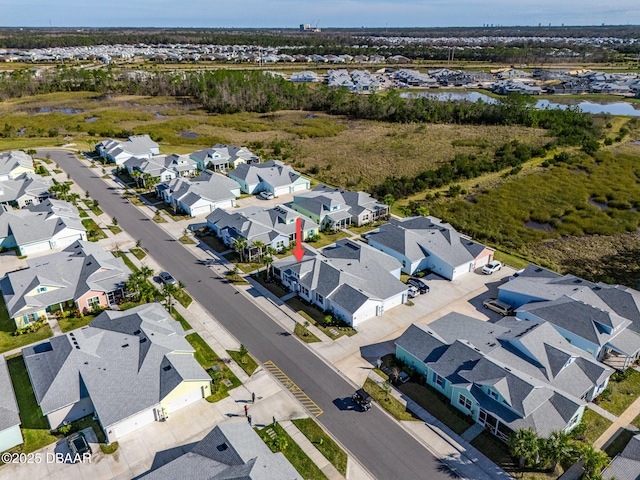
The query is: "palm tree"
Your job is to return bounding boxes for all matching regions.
[140,265,154,279]
[251,240,265,263]
[580,444,610,480]
[541,431,576,473]
[232,237,248,263]
[125,273,142,300]
[263,255,274,280]
[142,173,152,190]
[130,169,142,188]
[508,428,541,468]
[162,282,178,313]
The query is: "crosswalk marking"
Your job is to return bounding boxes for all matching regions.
[264,360,323,417]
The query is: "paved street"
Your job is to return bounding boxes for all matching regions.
[39,149,458,479]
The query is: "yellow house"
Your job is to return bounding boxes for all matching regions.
[0,151,35,181]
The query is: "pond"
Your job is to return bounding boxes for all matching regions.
[38,107,84,114]
[401,91,640,116]
[180,131,198,138]
[84,117,99,123]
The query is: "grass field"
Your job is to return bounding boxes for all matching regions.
[363,378,418,421]
[292,418,348,475]
[596,370,640,416]
[227,349,259,376]
[81,218,107,241]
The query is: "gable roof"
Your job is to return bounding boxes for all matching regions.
[140,422,301,480]
[123,154,197,178]
[367,216,489,266]
[0,198,85,246]
[22,303,209,429]
[603,434,640,480]
[0,150,34,177]
[0,240,131,319]
[230,160,306,188]
[292,184,387,219]
[159,170,240,205]
[0,355,21,432]
[98,135,158,158]
[191,144,259,166]
[0,172,51,205]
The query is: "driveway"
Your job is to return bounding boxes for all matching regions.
[235,191,297,209]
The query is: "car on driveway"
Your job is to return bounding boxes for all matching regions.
[407,278,429,293]
[483,298,514,316]
[259,191,274,200]
[482,261,503,275]
[407,285,420,298]
[67,432,91,457]
[159,271,176,284]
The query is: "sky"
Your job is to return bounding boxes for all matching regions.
[1,0,639,28]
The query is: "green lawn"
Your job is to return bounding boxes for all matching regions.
[257,423,328,480]
[493,250,530,270]
[81,218,107,241]
[171,310,191,331]
[78,209,89,218]
[8,355,58,453]
[57,314,96,333]
[174,289,192,308]
[363,378,418,421]
[0,296,53,354]
[153,213,167,223]
[224,252,262,273]
[198,234,230,253]
[305,230,351,249]
[294,323,321,343]
[186,332,241,402]
[286,297,356,339]
[347,220,386,235]
[398,382,475,435]
[82,199,103,216]
[129,247,147,260]
[255,270,290,298]
[575,409,614,445]
[227,349,259,376]
[179,235,196,244]
[107,225,123,235]
[292,418,348,475]
[113,250,140,273]
[597,370,640,416]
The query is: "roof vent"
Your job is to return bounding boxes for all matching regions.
[134,330,141,335]
[122,343,129,348]
[163,365,172,371]
[75,345,80,349]
[535,268,542,272]
[217,443,229,452]
[505,367,511,372]
[140,337,147,343]
[84,361,88,365]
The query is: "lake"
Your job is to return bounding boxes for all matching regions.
[401,91,640,116]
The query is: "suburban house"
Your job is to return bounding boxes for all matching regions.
[0,150,35,181]
[96,134,160,165]
[140,422,301,479]
[0,240,132,329]
[498,265,640,370]
[190,144,260,172]
[123,154,198,183]
[206,204,319,254]
[366,216,494,280]
[396,313,613,440]
[291,185,390,230]
[272,239,408,327]
[227,160,310,195]
[603,433,640,480]
[0,173,52,208]
[0,199,87,256]
[22,303,211,444]
[156,170,241,216]
[0,356,22,453]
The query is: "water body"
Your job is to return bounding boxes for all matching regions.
[401,91,640,116]
[180,131,198,138]
[85,117,99,123]
[39,107,84,114]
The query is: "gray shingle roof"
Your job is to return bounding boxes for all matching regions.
[230,160,306,189]
[292,184,387,221]
[123,154,197,178]
[0,172,51,205]
[0,240,131,319]
[0,355,21,432]
[191,144,259,166]
[140,422,301,480]
[22,303,209,429]
[160,170,240,206]
[367,216,489,266]
[0,150,33,178]
[98,135,158,158]
[603,434,640,480]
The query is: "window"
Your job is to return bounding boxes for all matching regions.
[87,296,100,308]
[316,293,323,303]
[36,286,47,294]
[24,199,33,206]
[433,373,444,387]
[488,388,499,400]
[568,413,580,428]
[458,394,472,410]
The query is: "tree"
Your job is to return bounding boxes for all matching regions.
[162,282,178,313]
[140,265,154,279]
[580,444,610,480]
[85,190,90,199]
[541,431,576,473]
[142,173,152,189]
[382,381,392,401]
[263,254,274,280]
[112,217,118,226]
[251,240,265,262]
[508,428,541,468]
[383,194,395,207]
[232,237,248,263]
[130,169,142,188]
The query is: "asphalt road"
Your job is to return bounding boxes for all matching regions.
[41,150,453,480]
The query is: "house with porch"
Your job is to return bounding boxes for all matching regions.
[395,313,613,440]
[0,356,22,453]
[96,134,159,165]
[206,204,318,255]
[290,185,390,231]
[0,240,132,329]
[22,303,211,444]
[0,150,35,181]
[227,160,310,196]
[0,199,86,256]
[0,173,52,208]
[271,239,407,327]
[190,144,260,172]
[499,264,640,370]
[156,170,241,217]
[123,154,198,183]
[366,216,494,280]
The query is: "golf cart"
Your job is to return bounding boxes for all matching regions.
[352,388,372,411]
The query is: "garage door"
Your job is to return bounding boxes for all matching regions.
[291,183,307,192]
[274,186,289,196]
[21,241,52,256]
[475,255,491,268]
[166,386,205,414]
[112,408,156,440]
[213,200,234,210]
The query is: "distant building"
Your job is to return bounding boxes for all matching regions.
[227,160,310,196]
[96,134,159,165]
[190,144,259,172]
[0,150,35,181]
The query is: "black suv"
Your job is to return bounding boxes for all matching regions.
[67,432,92,457]
[407,278,429,294]
[352,389,372,411]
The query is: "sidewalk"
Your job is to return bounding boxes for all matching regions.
[594,395,640,450]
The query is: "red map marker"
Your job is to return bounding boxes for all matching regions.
[293,217,305,263]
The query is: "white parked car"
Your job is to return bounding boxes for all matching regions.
[259,191,274,200]
[482,261,503,275]
[407,285,420,298]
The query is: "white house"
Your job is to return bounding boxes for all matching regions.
[0,356,22,453]
[96,135,159,165]
[227,160,310,196]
